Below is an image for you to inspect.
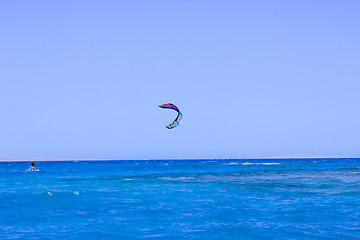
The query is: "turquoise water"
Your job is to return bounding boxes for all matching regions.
[1,159,360,239]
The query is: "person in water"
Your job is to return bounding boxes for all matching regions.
[30,161,37,171]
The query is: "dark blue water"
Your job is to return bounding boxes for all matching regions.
[1,159,360,239]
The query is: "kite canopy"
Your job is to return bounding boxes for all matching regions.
[158,103,183,129]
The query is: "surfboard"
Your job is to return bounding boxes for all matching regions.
[26,168,39,172]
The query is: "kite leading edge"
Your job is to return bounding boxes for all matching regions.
[158,103,183,129]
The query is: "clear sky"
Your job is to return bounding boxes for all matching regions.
[1,1,359,160]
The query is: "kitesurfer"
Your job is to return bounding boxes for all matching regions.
[30,161,36,171]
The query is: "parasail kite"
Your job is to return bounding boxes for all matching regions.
[158,103,183,129]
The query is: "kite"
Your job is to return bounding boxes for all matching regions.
[158,103,183,129]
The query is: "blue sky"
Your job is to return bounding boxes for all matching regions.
[0,1,359,159]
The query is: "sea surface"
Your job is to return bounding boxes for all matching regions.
[1,159,360,239]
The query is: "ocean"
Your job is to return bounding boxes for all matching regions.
[1,159,359,239]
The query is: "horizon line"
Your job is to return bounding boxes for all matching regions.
[0,156,359,162]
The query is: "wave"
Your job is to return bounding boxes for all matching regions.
[158,176,195,181]
[225,162,280,166]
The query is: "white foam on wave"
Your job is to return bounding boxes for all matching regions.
[225,162,280,166]
[226,162,241,165]
[159,176,195,181]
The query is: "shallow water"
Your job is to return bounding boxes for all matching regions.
[1,159,360,239]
